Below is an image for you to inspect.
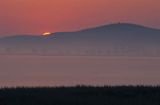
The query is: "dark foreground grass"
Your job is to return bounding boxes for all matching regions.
[0,86,160,105]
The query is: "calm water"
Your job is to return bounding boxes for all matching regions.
[0,55,160,87]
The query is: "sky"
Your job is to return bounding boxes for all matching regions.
[0,0,160,36]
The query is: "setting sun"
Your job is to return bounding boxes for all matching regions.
[42,32,51,36]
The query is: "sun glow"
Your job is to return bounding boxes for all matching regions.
[42,32,51,36]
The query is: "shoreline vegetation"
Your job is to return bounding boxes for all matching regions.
[1,86,160,105]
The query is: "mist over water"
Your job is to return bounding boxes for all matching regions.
[0,55,160,87]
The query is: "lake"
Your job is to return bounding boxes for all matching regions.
[0,55,160,87]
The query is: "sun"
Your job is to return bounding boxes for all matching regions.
[42,32,51,36]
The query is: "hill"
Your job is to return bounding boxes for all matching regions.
[0,23,160,56]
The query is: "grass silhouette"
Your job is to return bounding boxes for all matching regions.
[0,86,160,105]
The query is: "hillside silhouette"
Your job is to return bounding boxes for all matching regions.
[0,23,160,56]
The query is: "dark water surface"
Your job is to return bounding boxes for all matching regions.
[0,56,160,87]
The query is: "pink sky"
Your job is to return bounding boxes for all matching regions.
[0,0,160,36]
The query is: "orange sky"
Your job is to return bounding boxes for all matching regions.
[0,0,160,36]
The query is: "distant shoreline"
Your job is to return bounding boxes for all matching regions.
[1,54,160,58]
